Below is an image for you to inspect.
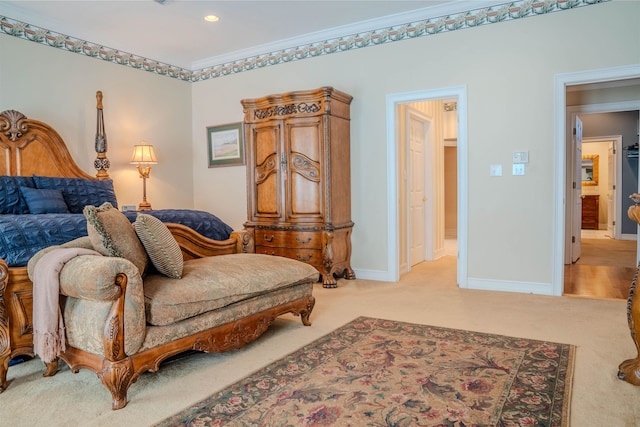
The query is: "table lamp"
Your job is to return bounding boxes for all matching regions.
[130,141,157,211]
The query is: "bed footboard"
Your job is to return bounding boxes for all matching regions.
[0,262,35,392]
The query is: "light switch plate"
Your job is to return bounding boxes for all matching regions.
[490,164,502,177]
[513,151,529,163]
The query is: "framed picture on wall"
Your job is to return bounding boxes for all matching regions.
[207,122,245,167]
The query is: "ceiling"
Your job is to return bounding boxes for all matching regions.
[0,0,490,70]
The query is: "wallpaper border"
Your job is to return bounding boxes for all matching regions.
[0,0,608,83]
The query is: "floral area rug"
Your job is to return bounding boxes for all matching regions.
[157,316,575,426]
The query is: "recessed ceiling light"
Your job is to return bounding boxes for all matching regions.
[204,15,219,22]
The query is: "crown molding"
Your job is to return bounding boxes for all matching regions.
[0,0,609,83]
[191,0,510,69]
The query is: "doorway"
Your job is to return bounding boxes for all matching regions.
[385,86,467,286]
[554,64,640,296]
[564,135,635,299]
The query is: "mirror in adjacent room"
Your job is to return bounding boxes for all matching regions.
[581,154,598,186]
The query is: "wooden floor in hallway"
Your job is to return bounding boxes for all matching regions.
[564,232,636,300]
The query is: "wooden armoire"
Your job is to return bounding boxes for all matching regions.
[241,87,355,288]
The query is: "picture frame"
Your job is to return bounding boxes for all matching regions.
[581,154,598,186]
[207,122,245,167]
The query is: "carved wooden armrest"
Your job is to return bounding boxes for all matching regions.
[166,223,254,260]
[102,273,128,362]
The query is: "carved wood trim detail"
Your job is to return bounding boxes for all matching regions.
[55,295,314,409]
[0,110,28,142]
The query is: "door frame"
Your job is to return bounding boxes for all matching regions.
[386,86,468,286]
[581,135,622,239]
[553,64,640,296]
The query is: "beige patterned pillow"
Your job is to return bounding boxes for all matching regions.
[134,214,183,279]
[84,202,149,275]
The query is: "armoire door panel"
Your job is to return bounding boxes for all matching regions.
[256,173,281,217]
[290,172,322,218]
[287,119,322,162]
[254,125,280,166]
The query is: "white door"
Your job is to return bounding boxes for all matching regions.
[572,115,583,263]
[409,112,427,266]
[607,141,616,238]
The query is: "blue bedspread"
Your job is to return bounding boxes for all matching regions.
[0,209,233,267]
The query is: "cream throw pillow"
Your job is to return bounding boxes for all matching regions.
[84,202,149,275]
[134,214,183,279]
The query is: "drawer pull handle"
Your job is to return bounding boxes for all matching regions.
[296,236,312,244]
[263,234,274,242]
[296,253,313,262]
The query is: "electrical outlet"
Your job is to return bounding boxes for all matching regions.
[513,163,525,176]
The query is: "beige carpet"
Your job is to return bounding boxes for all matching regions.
[1,257,640,426]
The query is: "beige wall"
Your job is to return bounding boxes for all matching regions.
[0,1,638,289]
[191,1,640,283]
[0,36,193,210]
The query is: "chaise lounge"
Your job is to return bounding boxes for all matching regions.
[27,203,318,410]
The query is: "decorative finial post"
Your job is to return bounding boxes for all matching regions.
[94,90,110,179]
[618,193,640,385]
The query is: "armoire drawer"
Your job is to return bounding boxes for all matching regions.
[255,245,323,264]
[255,230,322,248]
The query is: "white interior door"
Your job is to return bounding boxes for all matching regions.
[409,112,427,266]
[572,115,583,263]
[607,141,617,238]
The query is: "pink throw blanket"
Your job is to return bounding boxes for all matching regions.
[32,247,101,363]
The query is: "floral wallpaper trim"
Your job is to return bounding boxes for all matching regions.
[0,0,609,83]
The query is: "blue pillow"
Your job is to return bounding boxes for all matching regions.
[0,176,36,214]
[20,187,70,214]
[33,176,118,213]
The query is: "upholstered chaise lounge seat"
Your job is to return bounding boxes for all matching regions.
[27,203,317,410]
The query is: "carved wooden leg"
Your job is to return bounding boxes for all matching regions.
[0,353,8,392]
[299,296,316,326]
[344,266,356,280]
[43,359,58,377]
[322,274,338,289]
[99,358,135,410]
[618,265,640,385]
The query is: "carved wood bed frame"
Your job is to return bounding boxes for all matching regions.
[0,106,253,393]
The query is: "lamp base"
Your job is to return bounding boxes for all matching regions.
[137,201,152,211]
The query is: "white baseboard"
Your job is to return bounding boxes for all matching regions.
[351,269,557,297]
[621,233,638,241]
[466,277,555,296]
[352,268,393,282]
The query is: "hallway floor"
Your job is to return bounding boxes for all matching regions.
[563,230,636,300]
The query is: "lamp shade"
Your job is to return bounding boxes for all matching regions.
[130,142,158,164]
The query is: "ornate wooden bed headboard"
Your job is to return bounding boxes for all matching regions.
[0,91,109,180]
[0,110,99,179]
